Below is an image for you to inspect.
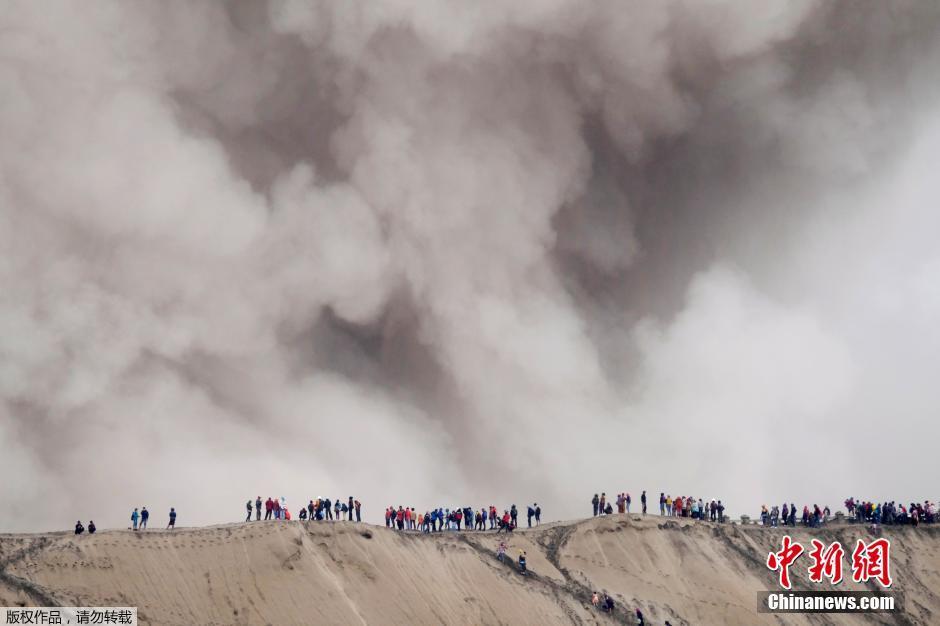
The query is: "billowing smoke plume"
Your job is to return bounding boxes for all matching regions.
[2,1,939,531]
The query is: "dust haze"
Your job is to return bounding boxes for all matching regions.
[2,1,939,531]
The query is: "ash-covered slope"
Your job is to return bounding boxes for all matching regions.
[1,516,937,625]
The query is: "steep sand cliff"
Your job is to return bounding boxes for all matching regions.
[1,515,937,625]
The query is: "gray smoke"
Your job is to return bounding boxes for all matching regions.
[2,0,940,531]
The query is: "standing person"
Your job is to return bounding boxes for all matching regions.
[659,493,665,516]
[355,500,361,522]
[592,494,600,516]
[88,521,96,534]
[324,498,332,521]
[348,497,354,521]
[308,500,315,521]
[510,504,518,528]
[265,497,273,520]
[255,496,262,521]
[527,504,535,528]
[535,504,541,525]
[518,551,527,576]
[334,499,342,521]
[131,508,139,531]
[592,592,599,608]
[385,507,391,528]
[140,507,149,530]
[246,500,253,522]
[641,491,647,515]
[497,541,507,562]
[274,498,282,520]
[167,507,177,530]
[626,493,632,514]
[599,493,607,515]
[635,608,645,626]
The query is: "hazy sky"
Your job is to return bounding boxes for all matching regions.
[2,1,939,532]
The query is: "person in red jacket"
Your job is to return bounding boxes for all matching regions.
[497,511,512,533]
[265,497,274,520]
[396,507,405,530]
[385,507,392,528]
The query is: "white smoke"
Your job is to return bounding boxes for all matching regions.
[1,0,939,531]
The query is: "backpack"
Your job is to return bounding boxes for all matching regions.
[342,504,348,512]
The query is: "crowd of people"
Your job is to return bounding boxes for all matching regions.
[382,503,541,533]
[754,498,938,528]
[844,498,936,526]
[591,492,726,523]
[243,496,362,523]
[657,494,725,522]
[245,496,362,522]
[759,503,831,527]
